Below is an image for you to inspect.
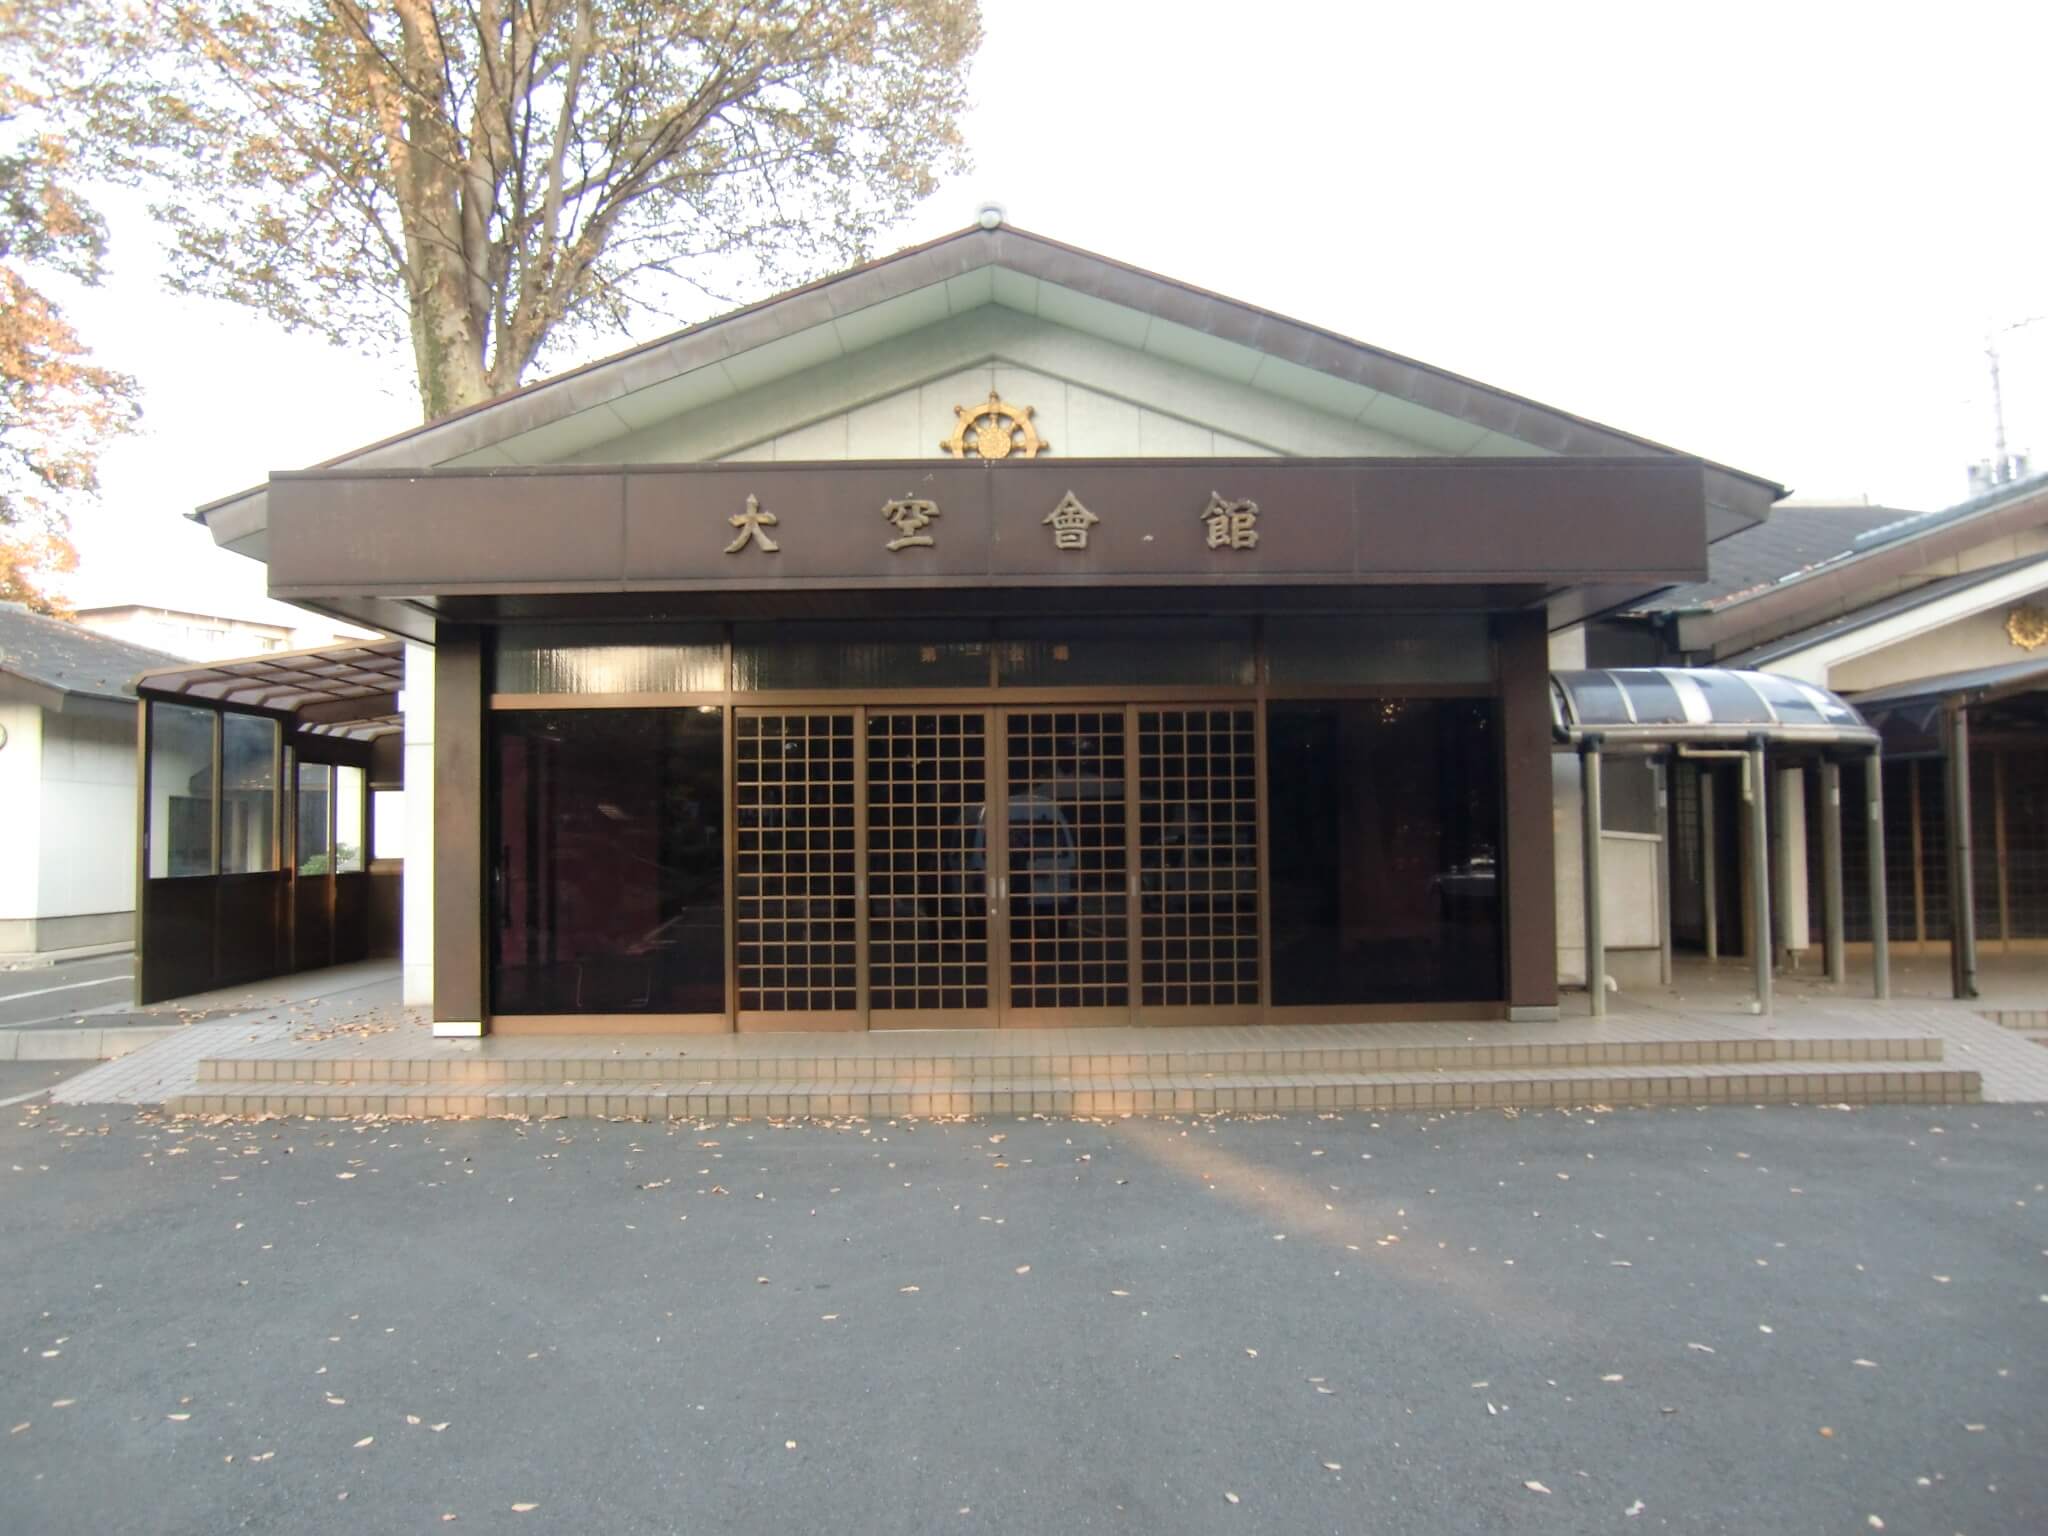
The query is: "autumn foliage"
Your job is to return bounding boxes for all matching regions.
[0,0,141,614]
[128,1,983,421]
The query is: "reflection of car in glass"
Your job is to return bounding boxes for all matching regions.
[922,798,1077,915]
[1430,849,1498,912]
[1142,804,1257,910]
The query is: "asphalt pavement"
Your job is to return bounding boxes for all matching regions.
[2,1093,2043,1535]
[0,956,135,1029]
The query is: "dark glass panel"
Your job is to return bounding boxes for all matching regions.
[492,708,727,1015]
[1265,615,1492,687]
[733,623,988,690]
[1004,710,1128,1009]
[1138,708,1260,1008]
[866,712,991,1012]
[1266,699,1502,1005]
[148,702,215,878]
[496,624,725,694]
[997,619,1255,687]
[296,761,332,875]
[220,713,278,874]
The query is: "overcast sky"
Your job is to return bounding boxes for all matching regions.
[51,0,2048,619]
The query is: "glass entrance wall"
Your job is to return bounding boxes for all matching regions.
[1266,699,1502,1006]
[485,618,1514,1026]
[491,708,727,1016]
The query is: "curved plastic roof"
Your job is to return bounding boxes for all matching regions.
[134,639,403,740]
[1552,668,1877,749]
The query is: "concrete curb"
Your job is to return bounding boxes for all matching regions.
[0,1025,181,1062]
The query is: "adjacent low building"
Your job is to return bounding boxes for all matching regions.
[0,602,180,957]
[1560,476,2048,995]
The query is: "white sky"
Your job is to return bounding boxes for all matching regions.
[50,0,2048,617]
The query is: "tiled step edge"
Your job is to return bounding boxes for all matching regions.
[1982,1008,2048,1030]
[167,1061,1980,1119]
[194,1034,1945,1085]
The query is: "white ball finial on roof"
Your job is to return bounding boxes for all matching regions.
[977,202,1004,230]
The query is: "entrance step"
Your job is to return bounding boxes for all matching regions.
[168,1058,1978,1119]
[194,1033,1945,1087]
[1981,1007,2048,1030]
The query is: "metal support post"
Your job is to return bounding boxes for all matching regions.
[1581,738,1605,1017]
[1946,707,1979,1000]
[1654,755,1673,988]
[1700,767,1718,961]
[1745,740,1772,1017]
[1866,753,1890,1000]
[1820,758,1846,985]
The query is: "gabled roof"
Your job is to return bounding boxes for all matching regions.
[194,223,1784,561]
[0,601,182,709]
[1632,502,1915,615]
[1637,471,2048,659]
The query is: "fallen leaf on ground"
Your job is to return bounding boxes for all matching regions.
[167,1413,191,1422]
[511,1503,538,1514]
[1015,1266,1030,1275]
[1223,1492,1240,1505]
[353,1436,374,1448]
[1601,1374,1624,1383]
[1686,1343,1715,1354]
[1626,1499,1645,1517]
[899,1286,920,1294]
[1525,1481,1551,1495]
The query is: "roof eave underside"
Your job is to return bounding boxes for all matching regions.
[193,224,1783,559]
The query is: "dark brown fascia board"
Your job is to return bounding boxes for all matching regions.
[193,223,1783,535]
[1675,483,2048,658]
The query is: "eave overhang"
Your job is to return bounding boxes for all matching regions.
[259,457,1710,623]
[193,224,1784,565]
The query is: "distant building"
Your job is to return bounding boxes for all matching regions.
[73,603,373,662]
[0,603,181,957]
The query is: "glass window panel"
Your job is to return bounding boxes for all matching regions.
[491,708,727,1015]
[335,765,365,872]
[148,702,215,878]
[733,622,989,690]
[1266,699,1502,1005]
[496,624,725,694]
[219,714,278,874]
[297,762,332,874]
[1266,615,1493,687]
[371,790,406,861]
[1599,755,1659,835]
[996,619,1255,687]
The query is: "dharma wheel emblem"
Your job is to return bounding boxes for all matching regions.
[941,392,1047,460]
[2007,604,2048,652]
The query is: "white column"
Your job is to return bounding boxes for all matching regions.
[1772,764,1809,965]
[401,642,436,1008]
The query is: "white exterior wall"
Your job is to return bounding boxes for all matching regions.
[0,702,44,923]
[37,710,136,920]
[552,310,1448,469]
[1829,594,2048,692]
[401,643,435,1008]
[1553,753,1666,990]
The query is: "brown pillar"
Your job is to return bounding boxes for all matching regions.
[433,625,488,1034]
[1497,610,1559,1019]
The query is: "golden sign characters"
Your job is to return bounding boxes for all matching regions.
[1042,490,1100,550]
[883,496,941,551]
[1201,490,1260,550]
[723,493,780,554]
[941,392,1047,460]
[2007,604,2048,651]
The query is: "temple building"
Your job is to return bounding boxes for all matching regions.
[156,221,1834,1034]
